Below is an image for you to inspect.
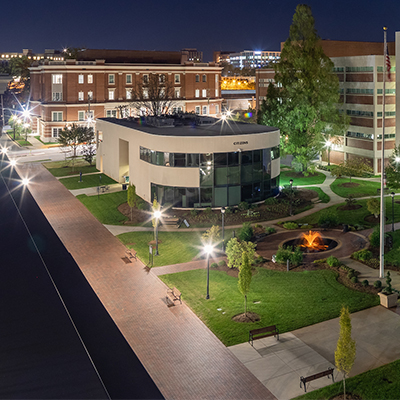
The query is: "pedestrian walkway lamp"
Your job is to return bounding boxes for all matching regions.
[289,179,293,216]
[154,210,161,256]
[221,207,225,253]
[204,244,213,299]
[391,192,395,232]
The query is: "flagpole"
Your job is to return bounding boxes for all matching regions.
[379,26,387,279]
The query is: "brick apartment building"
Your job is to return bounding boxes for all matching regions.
[255,40,397,174]
[29,49,222,141]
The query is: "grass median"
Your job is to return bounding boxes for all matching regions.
[59,173,117,190]
[280,169,326,186]
[43,159,98,177]
[159,268,379,346]
[330,177,381,198]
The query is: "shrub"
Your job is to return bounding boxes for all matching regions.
[347,270,355,279]
[367,197,380,218]
[210,262,218,268]
[290,246,303,266]
[351,276,358,284]
[238,222,253,242]
[218,260,226,267]
[225,206,234,214]
[340,265,352,272]
[283,222,298,230]
[313,258,326,264]
[345,194,357,207]
[254,255,265,264]
[362,280,369,287]
[137,200,149,211]
[264,197,278,205]
[318,209,339,228]
[301,224,314,230]
[238,201,249,211]
[383,271,393,295]
[369,226,380,248]
[275,246,303,266]
[327,256,340,267]
[204,207,213,216]
[352,249,373,262]
[266,227,276,234]
[190,209,198,217]
[373,280,382,289]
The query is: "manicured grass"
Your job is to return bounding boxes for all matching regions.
[296,196,400,228]
[330,177,381,198]
[280,169,326,186]
[294,359,400,400]
[43,159,98,177]
[34,136,59,145]
[301,187,330,203]
[385,230,400,267]
[77,191,128,224]
[159,268,379,346]
[16,140,32,146]
[59,173,117,190]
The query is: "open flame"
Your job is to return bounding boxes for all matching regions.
[300,231,328,251]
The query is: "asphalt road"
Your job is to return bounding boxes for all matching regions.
[0,150,163,398]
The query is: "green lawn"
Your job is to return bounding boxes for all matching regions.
[77,191,128,224]
[43,159,98,177]
[280,169,326,186]
[296,196,400,228]
[16,140,32,146]
[330,177,382,198]
[159,268,379,346]
[34,136,59,145]
[294,359,400,400]
[59,173,117,190]
[301,187,330,203]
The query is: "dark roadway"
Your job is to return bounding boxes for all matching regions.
[0,148,162,398]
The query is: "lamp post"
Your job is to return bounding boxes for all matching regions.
[289,179,293,216]
[204,244,213,299]
[221,207,225,252]
[391,192,395,232]
[154,210,161,256]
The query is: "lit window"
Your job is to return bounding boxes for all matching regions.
[126,89,132,100]
[78,91,84,101]
[52,74,62,84]
[195,106,200,114]
[88,91,93,100]
[108,89,115,100]
[106,110,117,117]
[175,74,180,84]
[126,74,132,84]
[88,74,93,84]
[202,89,207,98]
[78,111,85,121]
[143,74,149,84]
[78,74,84,84]
[108,74,115,84]
[215,105,219,114]
[202,106,207,115]
[52,92,62,101]
[52,111,63,121]
[202,74,206,82]
[215,89,218,97]
[174,88,180,98]
[195,89,199,98]
[195,74,200,82]
[159,74,165,83]
[143,88,148,99]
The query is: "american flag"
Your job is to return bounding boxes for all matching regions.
[386,46,391,80]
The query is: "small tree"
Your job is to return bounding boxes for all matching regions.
[127,184,137,221]
[238,251,252,315]
[226,238,257,269]
[81,127,96,166]
[58,124,88,171]
[331,158,373,182]
[385,144,400,189]
[335,305,356,400]
[367,197,380,218]
[202,225,221,245]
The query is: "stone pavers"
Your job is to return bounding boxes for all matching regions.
[18,162,275,400]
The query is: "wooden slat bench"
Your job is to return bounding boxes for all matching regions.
[166,287,182,307]
[249,325,279,346]
[125,249,137,261]
[300,367,334,392]
[163,217,180,226]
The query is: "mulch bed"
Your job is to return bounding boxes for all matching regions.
[232,312,260,323]
[364,215,388,223]
[337,204,362,211]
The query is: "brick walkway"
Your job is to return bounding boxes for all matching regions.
[18,162,275,400]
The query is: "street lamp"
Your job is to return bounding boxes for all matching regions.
[391,192,395,232]
[204,244,213,299]
[221,207,225,253]
[289,179,294,216]
[154,210,161,256]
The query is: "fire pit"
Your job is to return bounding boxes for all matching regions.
[282,230,338,253]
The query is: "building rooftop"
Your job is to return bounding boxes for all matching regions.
[99,116,277,137]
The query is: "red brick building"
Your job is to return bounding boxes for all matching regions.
[29,49,222,141]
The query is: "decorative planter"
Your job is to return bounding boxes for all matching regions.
[378,292,399,308]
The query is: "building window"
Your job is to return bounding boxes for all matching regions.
[106,109,117,117]
[108,89,115,100]
[175,74,180,84]
[88,91,93,100]
[78,111,85,121]
[215,74,219,83]
[174,88,180,98]
[143,74,149,84]
[52,74,62,84]
[52,128,62,138]
[215,105,219,114]
[78,91,84,101]
[202,74,207,82]
[143,88,148,99]
[215,89,219,97]
[195,106,200,114]
[88,74,93,84]
[126,74,132,84]
[52,111,63,121]
[126,89,132,100]
[52,92,62,101]
[108,74,115,84]
[202,89,207,98]
[202,106,207,115]
[195,89,199,98]
[78,74,84,84]
[195,74,200,82]
[159,74,165,83]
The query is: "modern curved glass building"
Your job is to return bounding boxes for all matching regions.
[96,115,280,208]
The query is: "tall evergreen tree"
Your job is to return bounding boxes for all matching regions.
[258,4,346,174]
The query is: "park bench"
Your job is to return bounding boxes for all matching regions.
[100,185,110,193]
[166,287,182,307]
[249,325,279,346]
[300,367,334,392]
[125,249,137,261]
[163,217,180,226]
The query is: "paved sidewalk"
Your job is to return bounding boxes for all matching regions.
[17,162,275,400]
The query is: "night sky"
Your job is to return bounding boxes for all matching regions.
[2,0,400,61]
